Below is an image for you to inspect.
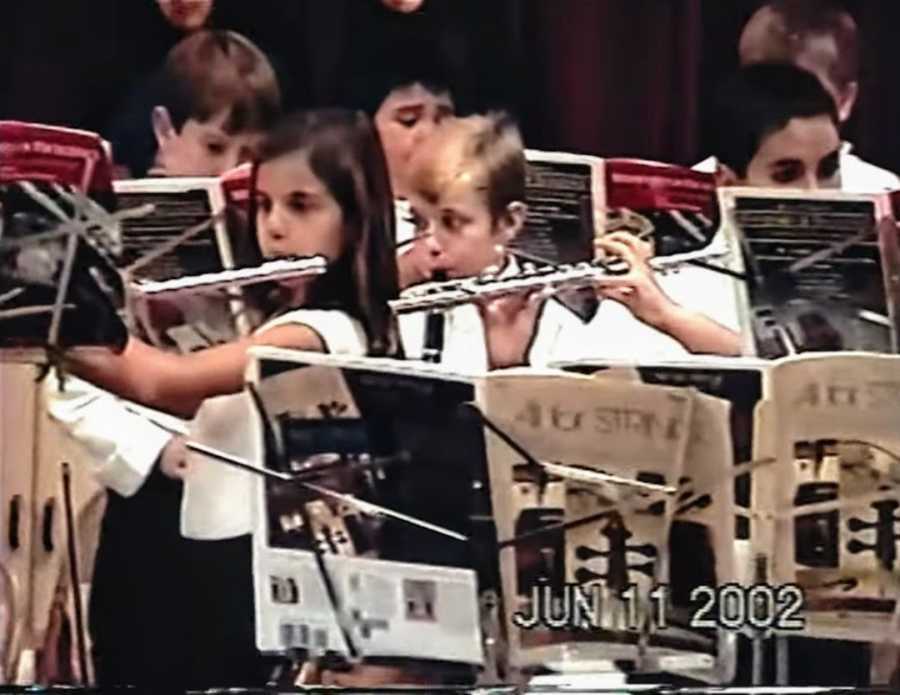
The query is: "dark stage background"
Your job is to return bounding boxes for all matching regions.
[0,0,897,175]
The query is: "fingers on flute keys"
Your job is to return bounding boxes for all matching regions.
[595,231,655,263]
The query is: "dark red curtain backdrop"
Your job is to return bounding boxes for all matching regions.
[519,0,704,163]
[0,0,897,175]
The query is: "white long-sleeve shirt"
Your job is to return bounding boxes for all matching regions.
[46,377,175,497]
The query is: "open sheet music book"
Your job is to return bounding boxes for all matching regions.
[518,153,720,323]
[552,356,766,537]
[114,169,260,352]
[717,187,900,358]
[238,350,744,680]
[520,153,720,264]
[751,351,900,644]
[0,120,113,194]
[477,368,737,682]
[244,347,484,665]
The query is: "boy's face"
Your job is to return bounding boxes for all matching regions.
[151,108,259,177]
[375,83,454,198]
[408,180,519,279]
[255,151,345,264]
[740,114,842,189]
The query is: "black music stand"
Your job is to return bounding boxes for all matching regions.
[0,181,130,355]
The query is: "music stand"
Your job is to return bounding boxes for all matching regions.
[245,347,493,679]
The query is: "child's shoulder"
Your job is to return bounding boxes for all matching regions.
[260,308,367,355]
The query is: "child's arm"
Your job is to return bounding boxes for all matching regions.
[594,232,742,356]
[65,323,326,419]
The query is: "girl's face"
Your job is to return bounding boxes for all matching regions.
[255,151,345,263]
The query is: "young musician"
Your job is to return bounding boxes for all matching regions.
[697,0,899,191]
[72,111,398,413]
[107,29,281,178]
[709,63,842,190]
[46,30,283,689]
[57,109,399,687]
[398,113,741,371]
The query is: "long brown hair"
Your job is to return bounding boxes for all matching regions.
[251,109,400,357]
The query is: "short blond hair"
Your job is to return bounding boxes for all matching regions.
[408,112,525,220]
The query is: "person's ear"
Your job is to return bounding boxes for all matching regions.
[836,81,858,124]
[151,106,178,148]
[714,163,740,187]
[498,201,527,242]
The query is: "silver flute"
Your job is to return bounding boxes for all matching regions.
[129,255,328,297]
[389,247,729,315]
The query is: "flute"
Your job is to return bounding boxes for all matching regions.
[421,270,447,363]
[129,255,328,297]
[389,247,729,315]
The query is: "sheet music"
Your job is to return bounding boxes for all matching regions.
[114,177,258,350]
[755,352,900,642]
[113,178,230,281]
[476,371,694,669]
[674,392,736,588]
[604,159,719,255]
[518,150,603,321]
[720,187,899,358]
[246,350,486,663]
[554,357,766,540]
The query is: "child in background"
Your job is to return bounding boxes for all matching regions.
[108,29,281,178]
[708,61,875,687]
[345,41,456,289]
[398,112,741,371]
[709,62,841,190]
[737,0,899,191]
[696,0,898,192]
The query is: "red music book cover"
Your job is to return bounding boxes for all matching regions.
[0,120,113,194]
[604,159,718,255]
